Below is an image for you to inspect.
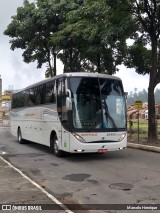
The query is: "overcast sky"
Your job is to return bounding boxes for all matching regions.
[0,0,157,94]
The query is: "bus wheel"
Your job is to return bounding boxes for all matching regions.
[17,128,24,144]
[50,134,64,157]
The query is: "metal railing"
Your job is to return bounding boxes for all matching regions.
[127,119,160,142]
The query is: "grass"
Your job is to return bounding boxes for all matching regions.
[127,119,160,142]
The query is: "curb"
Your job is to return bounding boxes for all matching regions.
[128,142,160,153]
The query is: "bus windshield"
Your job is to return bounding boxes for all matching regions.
[69,77,126,131]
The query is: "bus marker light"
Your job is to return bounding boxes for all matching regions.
[98,149,108,153]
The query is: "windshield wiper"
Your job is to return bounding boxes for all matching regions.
[105,111,117,129]
[102,101,118,129]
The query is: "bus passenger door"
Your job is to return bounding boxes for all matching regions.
[57,78,70,153]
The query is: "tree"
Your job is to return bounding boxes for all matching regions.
[50,0,98,73]
[59,0,134,74]
[155,88,160,103]
[126,0,160,142]
[4,0,63,77]
[4,0,134,76]
[4,0,89,75]
[127,89,148,105]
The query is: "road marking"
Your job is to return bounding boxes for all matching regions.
[0,156,74,213]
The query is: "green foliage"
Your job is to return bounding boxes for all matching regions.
[125,0,160,82]
[126,40,152,75]
[60,0,134,74]
[127,89,148,105]
[4,0,63,77]
[127,88,160,105]
[4,0,134,75]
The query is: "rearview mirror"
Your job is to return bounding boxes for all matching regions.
[66,97,72,110]
[66,89,72,110]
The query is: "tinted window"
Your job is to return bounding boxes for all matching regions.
[69,77,126,130]
[44,81,56,104]
[56,78,69,130]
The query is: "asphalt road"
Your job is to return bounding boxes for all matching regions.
[0,128,160,213]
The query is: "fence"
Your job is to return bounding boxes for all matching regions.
[127,119,160,142]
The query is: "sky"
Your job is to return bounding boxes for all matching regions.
[0,0,158,94]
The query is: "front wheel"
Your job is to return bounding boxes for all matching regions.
[50,134,64,157]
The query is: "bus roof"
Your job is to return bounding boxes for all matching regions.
[13,72,122,94]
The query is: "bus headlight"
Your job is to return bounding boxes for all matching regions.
[119,133,127,141]
[72,133,86,143]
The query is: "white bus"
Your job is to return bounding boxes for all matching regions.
[10,72,127,157]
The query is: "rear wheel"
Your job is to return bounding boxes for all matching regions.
[50,134,64,157]
[17,128,24,144]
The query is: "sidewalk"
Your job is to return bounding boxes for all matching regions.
[127,142,160,153]
[0,156,73,213]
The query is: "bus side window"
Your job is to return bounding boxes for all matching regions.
[56,78,62,113]
[56,78,69,129]
[12,94,18,108]
[50,81,56,103]
[28,88,35,106]
[57,78,67,110]
[40,84,45,105]
[35,86,41,105]
[62,78,69,128]
[44,81,56,104]
[24,90,29,107]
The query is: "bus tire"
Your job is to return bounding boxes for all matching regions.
[50,134,64,157]
[17,128,24,144]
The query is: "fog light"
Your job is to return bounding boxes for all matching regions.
[74,149,84,152]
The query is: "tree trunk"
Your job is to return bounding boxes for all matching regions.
[148,79,157,142]
[53,52,57,76]
[148,36,157,142]
[97,53,101,73]
[69,48,73,72]
[48,55,53,77]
